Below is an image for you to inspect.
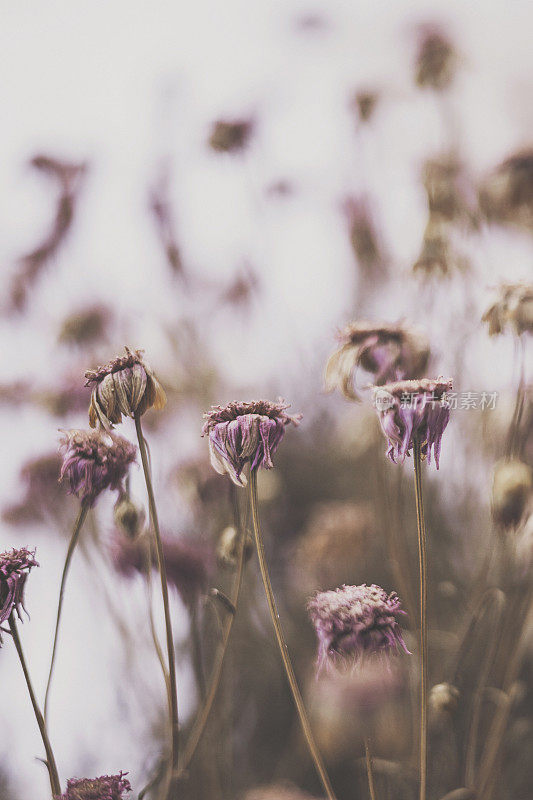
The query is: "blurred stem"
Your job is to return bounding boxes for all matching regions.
[144,534,171,701]
[44,501,89,722]
[506,335,526,458]
[178,487,248,777]
[190,601,207,701]
[249,469,338,800]
[9,615,61,798]
[413,440,428,800]
[135,414,179,795]
[364,737,378,800]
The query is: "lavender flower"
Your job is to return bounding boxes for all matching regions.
[202,399,301,486]
[482,282,533,337]
[55,772,131,800]
[325,321,430,401]
[59,429,137,507]
[85,347,166,430]
[0,548,38,635]
[373,377,452,467]
[307,583,408,671]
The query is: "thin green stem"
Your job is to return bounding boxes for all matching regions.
[44,502,89,722]
[249,470,337,800]
[413,440,428,800]
[135,414,179,796]
[364,737,378,800]
[9,615,61,798]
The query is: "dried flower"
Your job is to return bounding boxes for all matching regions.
[202,399,301,486]
[325,321,430,401]
[58,304,112,347]
[216,525,253,568]
[59,429,137,507]
[415,25,456,91]
[479,150,533,229]
[85,347,166,429]
[0,548,38,634]
[114,494,145,540]
[55,772,131,800]
[428,683,459,715]
[208,119,254,153]
[482,283,533,337]
[373,377,452,467]
[492,459,532,528]
[422,156,477,226]
[307,583,408,671]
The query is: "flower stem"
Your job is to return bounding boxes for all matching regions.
[44,502,89,722]
[9,614,61,798]
[249,470,337,800]
[413,439,428,800]
[135,414,179,795]
[364,737,378,800]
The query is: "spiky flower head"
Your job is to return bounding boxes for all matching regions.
[307,583,408,671]
[373,377,452,468]
[482,282,533,337]
[0,548,38,637]
[85,347,166,430]
[55,772,131,800]
[202,399,301,486]
[325,321,430,401]
[59,429,137,507]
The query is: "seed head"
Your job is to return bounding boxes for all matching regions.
[85,347,166,430]
[325,321,430,401]
[373,377,452,468]
[202,399,301,486]
[0,548,38,637]
[55,772,131,800]
[59,429,137,507]
[307,583,409,671]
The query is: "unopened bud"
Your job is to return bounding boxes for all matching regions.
[114,495,145,540]
[429,683,459,715]
[217,525,252,568]
[492,459,532,527]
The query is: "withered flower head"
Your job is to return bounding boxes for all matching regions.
[208,119,254,153]
[0,548,38,634]
[373,377,452,468]
[482,283,533,337]
[58,304,112,348]
[202,399,302,486]
[492,459,532,528]
[325,321,430,401]
[308,583,408,671]
[413,216,468,278]
[422,156,476,225]
[352,90,379,124]
[415,25,456,91]
[55,772,131,800]
[85,347,166,429]
[479,150,533,228]
[114,494,145,540]
[59,429,137,507]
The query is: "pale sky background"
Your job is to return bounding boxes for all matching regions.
[0,0,532,796]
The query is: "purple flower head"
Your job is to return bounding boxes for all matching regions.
[85,347,166,430]
[0,548,38,637]
[59,429,137,507]
[325,320,430,401]
[55,772,131,800]
[307,583,409,672]
[202,399,302,486]
[373,377,453,468]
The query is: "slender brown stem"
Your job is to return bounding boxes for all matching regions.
[364,737,378,800]
[135,414,179,795]
[413,440,428,800]
[44,502,89,722]
[249,470,337,800]
[506,335,526,458]
[9,615,61,797]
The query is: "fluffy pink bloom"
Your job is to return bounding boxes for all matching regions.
[55,772,131,800]
[0,548,38,638]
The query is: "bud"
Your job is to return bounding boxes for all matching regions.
[429,683,459,715]
[216,525,252,568]
[492,459,532,527]
[114,495,145,540]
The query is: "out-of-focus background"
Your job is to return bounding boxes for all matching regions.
[0,1,532,799]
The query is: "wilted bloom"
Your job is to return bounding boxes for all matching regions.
[208,118,254,153]
[202,399,301,486]
[58,304,112,347]
[217,525,253,568]
[59,429,137,507]
[482,283,533,337]
[479,150,533,229]
[325,321,430,401]
[85,347,166,429]
[307,583,408,671]
[373,377,452,467]
[492,459,532,528]
[114,494,145,540]
[0,548,38,634]
[414,25,456,91]
[55,772,131,800]
[422,156,477,226]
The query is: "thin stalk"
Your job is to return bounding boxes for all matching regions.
[177,492,248,776]
[413,440,428,800]
[135,414,179,794]
[364,737,378,800]
[506,335,526,458]
[9,615,61,798]
[44,502,89,721]
[249,470,337,800]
